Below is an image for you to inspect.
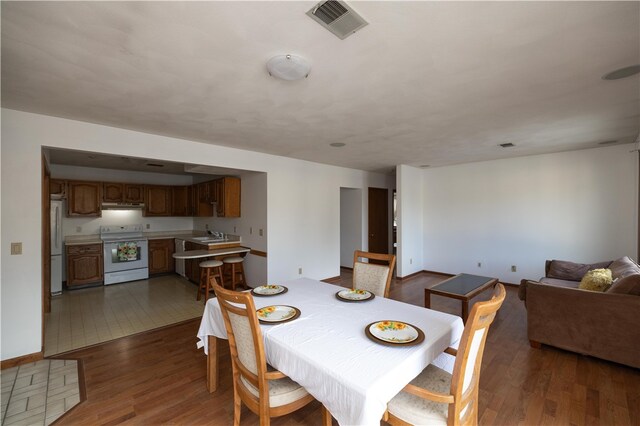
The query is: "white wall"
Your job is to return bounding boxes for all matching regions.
[1,108,391,360]
[421,144,638,283]
[397,165,425,277]
[193,171,268,286]
[340,188,363,267]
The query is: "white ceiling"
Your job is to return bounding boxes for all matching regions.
[2,1,639,173]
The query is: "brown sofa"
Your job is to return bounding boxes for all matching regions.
[520,257,640,369]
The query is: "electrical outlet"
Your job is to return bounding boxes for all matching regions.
[410,258,413,264]
[298,267,302,275]
[76,226,82,233]
[477,262,482,268]
[259,229,263,236]
[146,224,150,230]
[511,265,517,272]
[10,242,22,255]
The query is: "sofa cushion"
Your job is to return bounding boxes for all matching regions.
[608,274,640,296]
[539,277,581,289]
[547,260,611,281]
[609,256,640,280]
[578,269,613,292]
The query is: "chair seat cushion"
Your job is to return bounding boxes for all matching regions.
[387,364,452,426]
[199,260,223,268]
[223,256,244,264]
[240,373,309,408]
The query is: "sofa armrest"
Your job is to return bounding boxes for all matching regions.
[526,282,640,368]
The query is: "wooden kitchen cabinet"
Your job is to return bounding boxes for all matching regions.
[194,181,214,217]
[184,241,208,284]
[144,185,172,216]
[171,186,190,216]
[103,182,124,202]
[66,244,103,287]
[67,181,102,216]
[50,179,66,198]
[215,177,241,217]
[148,239,175,275]
[124,184,144,203]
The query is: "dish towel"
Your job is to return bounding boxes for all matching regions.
[117,242,138,261]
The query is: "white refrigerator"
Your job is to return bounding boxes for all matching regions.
[50,199,63,295]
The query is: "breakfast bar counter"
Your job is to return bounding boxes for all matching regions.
[172,246,251,259]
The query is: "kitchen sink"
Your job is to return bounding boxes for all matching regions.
[193,236,226,243]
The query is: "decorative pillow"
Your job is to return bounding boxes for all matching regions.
[548,260,610,281]
[608,256,640,280]
[579,269,613,292]
[607,273,640,296]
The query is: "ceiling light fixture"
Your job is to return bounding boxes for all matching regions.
[330,142,346,147]
[266,54,311,81]
[602,64,640,80]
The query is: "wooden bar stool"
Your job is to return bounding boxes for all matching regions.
[223,256,247,290]
[198,260,224,302]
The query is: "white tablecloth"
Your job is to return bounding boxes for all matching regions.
[196,278,464,426]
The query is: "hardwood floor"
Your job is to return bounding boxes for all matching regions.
[54,271,640,425]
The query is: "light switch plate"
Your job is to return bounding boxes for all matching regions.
[11,242,22,255]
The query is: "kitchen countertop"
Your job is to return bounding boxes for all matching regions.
[172,246,251,259]
[65,230,242,247]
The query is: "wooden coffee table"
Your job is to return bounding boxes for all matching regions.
[424,273,499,323]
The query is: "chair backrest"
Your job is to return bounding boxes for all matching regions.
[214,283,269,402]
[449,284,506,426]
[353,250,396,298]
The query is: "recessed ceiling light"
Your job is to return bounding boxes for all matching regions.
[499,143,515,148]
[602,65,640,80]
[146,163,164,167]
[330,142,346,147]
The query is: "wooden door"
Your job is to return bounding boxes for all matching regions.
[368,187,389,255]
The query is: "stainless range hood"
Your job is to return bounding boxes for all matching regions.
[101,202,144,210]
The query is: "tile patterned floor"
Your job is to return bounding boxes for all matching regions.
[1,360,80,426]
[44,275,205,356]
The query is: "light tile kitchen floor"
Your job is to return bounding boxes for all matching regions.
[1,359,80,426]
[44,275,205,356]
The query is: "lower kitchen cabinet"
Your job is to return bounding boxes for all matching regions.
[66,244,103,287]
[184,241,207,284]
[148,239,175,275]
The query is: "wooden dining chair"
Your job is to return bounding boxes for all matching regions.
[353,250,396,298]
[384,283,506,426]
[213,283,315,426]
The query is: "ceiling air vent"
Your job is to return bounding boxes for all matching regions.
[307,0,368,40]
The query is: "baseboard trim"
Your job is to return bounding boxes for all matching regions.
[322,276,342,284]
[397,270,427,281]
[1,351,44,370]
[340,266,353,271]
[421,269,456,278]
[250,249,267,258]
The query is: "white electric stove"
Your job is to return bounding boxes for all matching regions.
[100,224,149,285]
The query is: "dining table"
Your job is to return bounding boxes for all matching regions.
[196,277,464,426]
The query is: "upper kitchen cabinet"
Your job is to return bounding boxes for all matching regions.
[171,186,190,216]
[103,182,124,202]
[50,179,66,198]
[124,184,144,203]
[215,177,241,217]
[104,183,144,204]
[194,181,215,217]
[67,181,102,217]
[144,185,172,216]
